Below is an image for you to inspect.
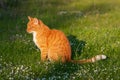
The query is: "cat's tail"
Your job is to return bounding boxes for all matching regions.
[70,54,107,64]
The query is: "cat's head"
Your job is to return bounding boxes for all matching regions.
[27,16,43,33]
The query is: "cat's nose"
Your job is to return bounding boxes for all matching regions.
[26,28,29,33]
[26,29,28,32]
[26,28,32,33]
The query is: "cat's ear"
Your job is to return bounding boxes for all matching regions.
[33,18,39,25]
[28,16,32,21]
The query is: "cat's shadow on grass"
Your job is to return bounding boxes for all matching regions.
[67,34,86,59]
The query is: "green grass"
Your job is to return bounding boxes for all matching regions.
[0,0,120,79]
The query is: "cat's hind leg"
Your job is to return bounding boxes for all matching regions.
[48,50,66,62]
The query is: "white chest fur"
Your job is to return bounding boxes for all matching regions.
[32,31,39,47]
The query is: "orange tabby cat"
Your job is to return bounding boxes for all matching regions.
[27,16,107,63]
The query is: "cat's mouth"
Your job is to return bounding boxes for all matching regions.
[27,30,35,34]
[27,31,32,34]
[26,29,32,33]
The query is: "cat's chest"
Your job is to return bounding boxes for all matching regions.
[32,31,39,47]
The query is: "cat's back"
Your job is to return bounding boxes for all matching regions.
[48,29,71,49]
[49,29,68,41]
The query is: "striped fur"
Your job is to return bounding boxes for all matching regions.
[70,54,107,63]
[27,16,107,64]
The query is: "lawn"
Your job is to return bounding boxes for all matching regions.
[0,0,120,80]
